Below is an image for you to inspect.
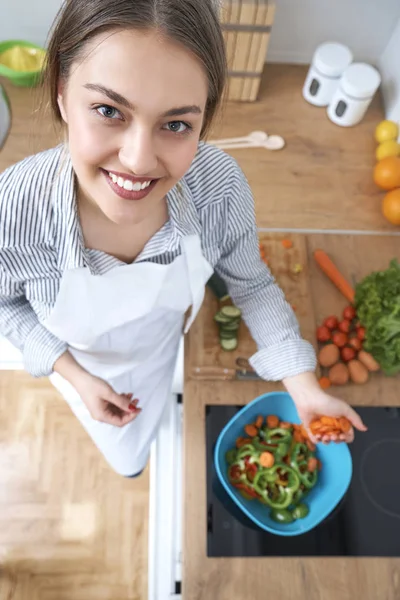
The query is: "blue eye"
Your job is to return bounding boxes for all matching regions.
[96,105,121,120]
[164,121,192,134]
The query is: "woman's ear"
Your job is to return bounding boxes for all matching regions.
[57,79,68,123]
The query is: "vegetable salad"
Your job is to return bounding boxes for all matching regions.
[226,415,321,524]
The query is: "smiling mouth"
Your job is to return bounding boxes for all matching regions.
[101,168,159,201]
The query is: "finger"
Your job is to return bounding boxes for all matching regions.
[104,407,141,427]
[344,405,368,432]
[107,391,138,413]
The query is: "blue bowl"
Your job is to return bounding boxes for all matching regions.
[214,391,352,536]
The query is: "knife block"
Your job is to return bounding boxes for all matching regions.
[220,0,276,102]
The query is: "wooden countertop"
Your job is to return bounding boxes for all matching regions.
[183,232,400,600]
[210,64,394,233]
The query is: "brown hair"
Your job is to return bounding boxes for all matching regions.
[43,0,227,137]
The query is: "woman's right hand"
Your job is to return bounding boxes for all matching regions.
[75,373,141,426]
[54,351,141,426]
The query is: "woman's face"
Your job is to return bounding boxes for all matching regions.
[57,29,208,225]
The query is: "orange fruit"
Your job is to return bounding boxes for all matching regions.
[382,189,400,225]
[374,156,400,190]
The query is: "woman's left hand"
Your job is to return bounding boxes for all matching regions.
[283,371,368,444]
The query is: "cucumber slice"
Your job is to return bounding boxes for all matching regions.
[220,321,240,332]
[220,337,238,351]
[214,311,232,324]
[221,306,242,319]
[219,330,238,340]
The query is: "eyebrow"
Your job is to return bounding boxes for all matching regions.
[83,83,202,117]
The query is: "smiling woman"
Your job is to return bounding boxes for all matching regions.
[0,0,366,479]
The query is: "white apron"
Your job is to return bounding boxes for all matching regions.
[44,235,213,476]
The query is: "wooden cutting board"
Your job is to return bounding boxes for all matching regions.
[186,232,317,377]
[186,232,400,404]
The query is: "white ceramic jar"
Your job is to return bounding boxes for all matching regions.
[327,63,381,127]
[302,42,353,107]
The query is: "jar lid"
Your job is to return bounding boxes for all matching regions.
[313,42,353,77]
[341,63,381,99]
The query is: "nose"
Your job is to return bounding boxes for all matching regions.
[119,126,158,175]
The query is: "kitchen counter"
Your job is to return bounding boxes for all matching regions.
[210,64,393,233]
[183,232,400,600]
[184,66,400,600]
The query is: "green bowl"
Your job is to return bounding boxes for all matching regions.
[0,40,46,87]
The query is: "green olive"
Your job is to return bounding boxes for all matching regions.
[292,503,310,520]
[270,508,294,524]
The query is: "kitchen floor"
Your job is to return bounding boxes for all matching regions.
[0,371,149,600]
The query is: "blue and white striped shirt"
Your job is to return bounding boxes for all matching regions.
[0,142,316,379]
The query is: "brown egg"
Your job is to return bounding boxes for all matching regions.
[348,359,369,384]
[328,362,349,385]
[318,343,340,367]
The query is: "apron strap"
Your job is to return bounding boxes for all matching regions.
[181,235,213,333]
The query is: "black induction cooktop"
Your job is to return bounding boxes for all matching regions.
[206,405,400,557]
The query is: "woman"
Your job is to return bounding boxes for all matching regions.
[0,0,366,477]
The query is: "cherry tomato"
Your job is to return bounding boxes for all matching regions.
[338,319,351,333]
[357,326,366,341]
[332,331,348,347]
[324,316,339,330]
[317,325,331,342]
[343,305,356,321]
[341,346,356,362]
[348,337,362,351]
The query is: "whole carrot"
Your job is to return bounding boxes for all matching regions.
[313,249,355,304]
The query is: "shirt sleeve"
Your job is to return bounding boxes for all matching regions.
[0,266,67,377]
[214,164,317,381]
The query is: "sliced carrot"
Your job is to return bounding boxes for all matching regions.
[307,457,318,472]
[317,459,323,471]
[255,415,264,429]
[279,421,292,429]
[313,249,355,304]
[319,376,331,389]
[266,415,279,429]
[259,452,275,468]
[236,437,252,448]
[320,416,336,426]
[281,239,293,249]
[244,424,258,438]
[293,430,304,443]
[339,417,351,433]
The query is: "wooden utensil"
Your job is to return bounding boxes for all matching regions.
[213,135,285,151]
[190,366,262,381]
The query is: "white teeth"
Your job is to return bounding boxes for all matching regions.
[123,179,133,191]
[108,172,152,192]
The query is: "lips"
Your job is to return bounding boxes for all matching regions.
[101,168,158,201]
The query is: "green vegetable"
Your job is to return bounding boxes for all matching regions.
[355,259,400,375]
[292,503,309,520]
[226,420,319,524]
[225,449,237,465]
[253,464,300,509]
[270,508,294,524]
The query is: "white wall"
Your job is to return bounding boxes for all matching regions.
[267,0,400,65]
[378,18,400,122]
[0,0,62,47]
